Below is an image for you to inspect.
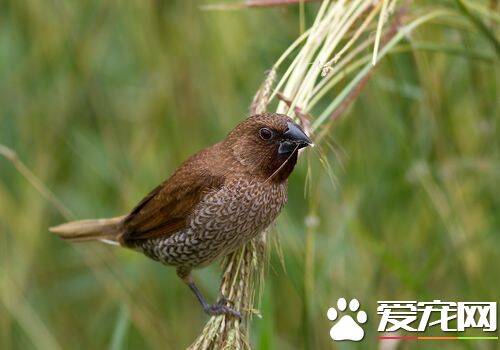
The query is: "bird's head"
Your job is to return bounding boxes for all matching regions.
[224,113,313,182]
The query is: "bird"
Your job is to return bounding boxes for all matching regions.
[50,112,313,318]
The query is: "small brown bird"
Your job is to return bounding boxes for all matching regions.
[50,113,312,317]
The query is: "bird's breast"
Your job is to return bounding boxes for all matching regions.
[192,178,287,235]
[188,178,287,257]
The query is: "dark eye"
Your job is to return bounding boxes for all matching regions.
[259,127,273,140]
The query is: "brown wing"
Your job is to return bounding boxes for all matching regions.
[121,147,225,244]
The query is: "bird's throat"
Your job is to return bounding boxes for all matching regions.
[266,150,298,183]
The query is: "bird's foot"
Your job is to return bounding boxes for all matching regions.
[204,297,241,319]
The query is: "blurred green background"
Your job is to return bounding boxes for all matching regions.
[0,1,498,349]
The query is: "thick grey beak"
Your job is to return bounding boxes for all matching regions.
[278,122,313,154]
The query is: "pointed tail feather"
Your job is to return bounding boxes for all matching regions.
[50,216,125,243]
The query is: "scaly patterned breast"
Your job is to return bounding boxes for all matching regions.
[139,179,287,268]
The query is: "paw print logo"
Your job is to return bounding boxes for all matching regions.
[327,298,367,341]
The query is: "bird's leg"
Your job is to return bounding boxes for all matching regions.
[177,268,241,319]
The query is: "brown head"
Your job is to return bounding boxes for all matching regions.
[224,113,313,182]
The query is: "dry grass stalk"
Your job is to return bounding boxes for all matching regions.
[0,145,74,221]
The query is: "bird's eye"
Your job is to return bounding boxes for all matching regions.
[259,127,273,140]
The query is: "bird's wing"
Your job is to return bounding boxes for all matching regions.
[121,148,225,243]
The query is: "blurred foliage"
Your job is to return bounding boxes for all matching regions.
[0,0,498,349]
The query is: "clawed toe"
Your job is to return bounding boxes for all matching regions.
[204,301,241,319]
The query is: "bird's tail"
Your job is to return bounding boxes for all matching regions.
[49,216,125,244]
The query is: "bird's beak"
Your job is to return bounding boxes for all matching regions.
[278,122,314,154]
